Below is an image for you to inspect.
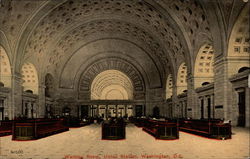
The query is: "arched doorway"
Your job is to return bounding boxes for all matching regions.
[78,68,146,119]
[78,58,146,119]
[91,70,133,100]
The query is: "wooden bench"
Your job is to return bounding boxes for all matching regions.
[102,119,125,140]
[179,119,232,139]
[142,119,179,140]
[0,120,12,136]
[12,118,69,140]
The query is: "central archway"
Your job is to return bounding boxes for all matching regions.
[91,70,133,100]
[78,57,145,100]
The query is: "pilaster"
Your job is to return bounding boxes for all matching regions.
[38,84,46,118]
[11,72,23,119]
[187,73,198,119]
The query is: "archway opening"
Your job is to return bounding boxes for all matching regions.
[91,70,133,100]
[89,70,134,118]
[194,44,214,88]
[21,62,39,94]
[0,46,11,88]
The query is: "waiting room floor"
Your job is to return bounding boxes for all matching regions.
[0,124,249,159]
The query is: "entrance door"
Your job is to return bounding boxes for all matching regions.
[200,99,204,119]
[0,99,3,120]
[135,105,143,117]
[81,105,89,119]
[207,98,211,119]
[238,91,246,127]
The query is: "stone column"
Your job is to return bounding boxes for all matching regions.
[116,105,118,117]
[204,96,208,119]
[245,87,250,127]
[187,73,198,119]
[27,102,32,118]
[11,72,23,119]
[33,102,37,118]
[125,105,127,116]
[105,105,108,119]
[213,58,231,120]
[172,82,178,118]
[38,84,46,118]
[211,94,215,118]
[91,105,93,117]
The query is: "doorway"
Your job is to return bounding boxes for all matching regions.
[135,105,143,117]
[200,98,204,119]
[0,107,3,120]
[153,106,160,118]
[238,91,246,127]
[80,105,89,119]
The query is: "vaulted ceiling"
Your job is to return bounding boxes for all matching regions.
[0,0,247,87]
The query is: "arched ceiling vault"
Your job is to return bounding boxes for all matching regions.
[44,19,167,75]
[17,0,195,79]
[0,0,224,87]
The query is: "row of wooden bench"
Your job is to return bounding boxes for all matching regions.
[1,118,232,141]
[0,118,92,140]
[131,117,232,140]
[0,120,12,137]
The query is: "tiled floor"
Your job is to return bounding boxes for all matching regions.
[0,124,249,159]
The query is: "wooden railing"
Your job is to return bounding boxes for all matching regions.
[179,119,231,139]
[142,119,179,140]
[12,118,69,140]
[102,120,125,140]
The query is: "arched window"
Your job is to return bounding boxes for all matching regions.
[0,46,11,87]
[45,73,54,98]
[177,63,187,95]
[194,44,214,88]
[228,6,249,76]
[166,74,173,99]
[21,63,39,94]
[238,67,250,73]
[91,70,133,100]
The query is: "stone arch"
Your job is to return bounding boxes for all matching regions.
[227,5,249,76]
[21,62,39,94]
[59,41,161,90]
[177,62,187,95]
[166,74,173,99]
[238,67,250,73]
[0,45,11,87]
[194,44,214,88]
[45,73,54,98]
[78,57,145,100]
